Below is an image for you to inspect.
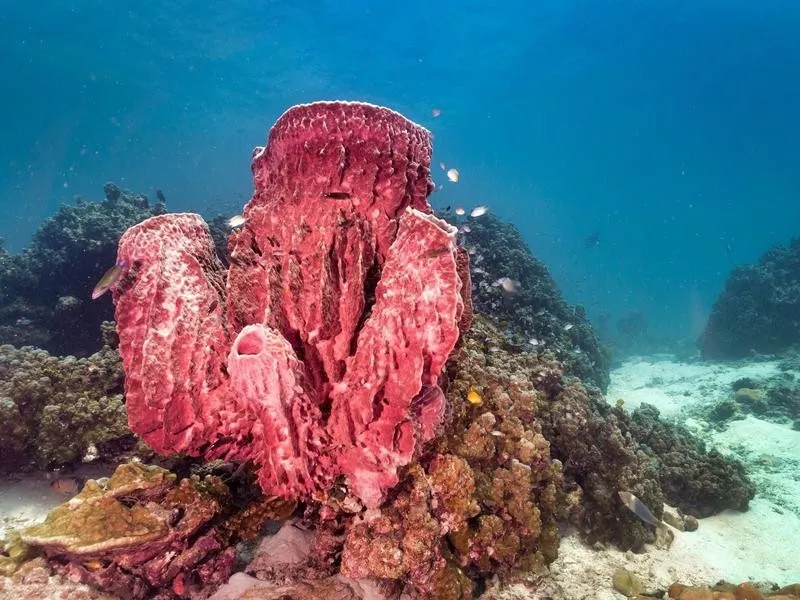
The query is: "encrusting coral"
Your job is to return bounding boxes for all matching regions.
[3,461,295,600]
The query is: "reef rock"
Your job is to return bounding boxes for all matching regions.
[113,102,469,510]
[699,237,800,359]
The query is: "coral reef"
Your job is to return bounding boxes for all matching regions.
[699,237,800,359]
[453,212,611,391]
[0,324,133,472]
[3,461,294,600]
[101,102,563,598]
[328,316,563,595]
[0,184,165,356]
[628,403,755,517]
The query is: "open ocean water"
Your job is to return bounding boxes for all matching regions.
[2,0,799,342]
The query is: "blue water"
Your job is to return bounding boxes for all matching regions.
[2,0,799,342]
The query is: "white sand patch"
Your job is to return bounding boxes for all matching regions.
[709,416,800,515]
[0,476,63,540]
[607,357,782,418]
[551,496,800,600]
[550,356,800,598]
[550,527,715,600]
[672,497,800,583]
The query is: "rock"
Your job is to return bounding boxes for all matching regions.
[683,515,699,532]
[774,584,800,596]
[734,582,765,599]
[612,569,645,597]
[662,506,685,531]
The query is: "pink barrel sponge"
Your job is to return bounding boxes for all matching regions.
[113,102,470,508]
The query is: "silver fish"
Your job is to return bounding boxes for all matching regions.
[618,491,661,527]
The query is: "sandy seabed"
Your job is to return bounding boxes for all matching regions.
[549,356,800,599]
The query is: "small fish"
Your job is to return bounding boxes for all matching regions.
[529,338,539,346]
[423,247,451,259]
[493,277,519,294]
[155,189,166,204]
[455,207,466,216]
[439,161,446,171]
[92,259,127,300]
[564,323,574,331]
[466,387,483,406]
[618,491,661,528]
[15,317,33,326]
[431,108,441,118]
[228,214,246,228]
[50,476,83,496]
[460,224,471,233]
[82,560,104,571]
[470,205,488,217]
[446,168,460,183]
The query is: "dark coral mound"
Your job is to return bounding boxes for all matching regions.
[0,323,133,473]
[629,403,755,517]
[454,212,611,392]
[0,183,165,356]
[457,320,754,549]
[699,237,800,359]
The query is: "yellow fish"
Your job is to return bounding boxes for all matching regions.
[92,259,127,300]
[466,387,482,406]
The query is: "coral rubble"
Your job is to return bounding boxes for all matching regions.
[699,237,800,359]
[0,185,165,357]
